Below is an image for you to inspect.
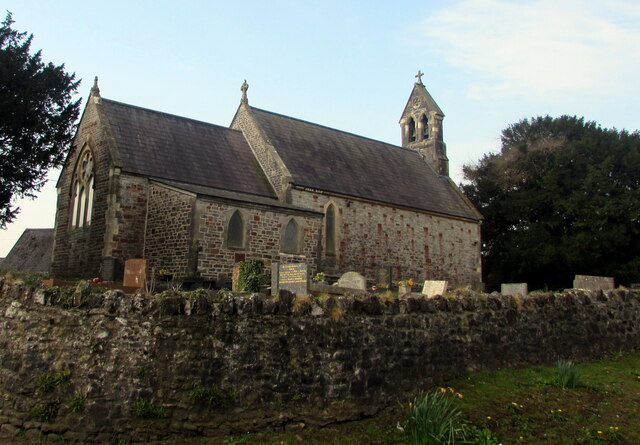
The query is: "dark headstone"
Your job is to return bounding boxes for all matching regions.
[376,267,392,289]
[573,275,614,290]
[271,262,308,296]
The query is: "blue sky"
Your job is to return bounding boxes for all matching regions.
[1,0,639,256]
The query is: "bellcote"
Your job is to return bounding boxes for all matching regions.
[399,72,449,176]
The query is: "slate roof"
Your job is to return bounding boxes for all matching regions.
[100,99,276,199]
[2,229,54,272]
[154,179,322,215]
[250,108,479,220]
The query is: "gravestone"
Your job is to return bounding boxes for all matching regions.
[271,262,308,296]
[231,264,242,292]
[501,283,528,296]
[573,275,615,290]
[123,259,147,288]
[376,267,392,289]
[337,271,367,290]
[421,280,448,297]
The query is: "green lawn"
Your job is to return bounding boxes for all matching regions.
[151,350,640,445]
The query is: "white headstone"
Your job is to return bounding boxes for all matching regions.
[422,280,448,297]
[337,271,367,290]
[573,275,615,290]
[501,283,528,296]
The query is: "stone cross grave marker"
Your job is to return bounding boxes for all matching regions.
[271,262,308,296]
[376,266,392,289]
[337,271,367,290]
[123,259,147,288]
[501,283,528,296]
[573,275,614,290]
[422,280,448,298]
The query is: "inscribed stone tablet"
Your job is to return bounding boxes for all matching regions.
[276,263,308,296]
[422,280,448,297]
[573,275,614,290]
[501,283,528,296]
[123,259,147,288]
[337,271,367,290]
[231,264,242,292]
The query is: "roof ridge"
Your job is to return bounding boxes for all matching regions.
[101,97,244,134]
[250,106,417,154]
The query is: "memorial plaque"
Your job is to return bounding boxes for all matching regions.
[272,262,308,296]
[501,283,528,296]
[337,271,367,290]
[123,259,147,288]
[421,280,448,298]
[376,267,392,289]
[573,275,615,290]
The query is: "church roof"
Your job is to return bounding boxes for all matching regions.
[100,99,277,199]
[249,108,479,220]
[2,228,54,272]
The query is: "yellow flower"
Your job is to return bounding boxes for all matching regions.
[448,387,455,393]
[598,431,603,435]
[408,279,415,286]
[486,416,492,420]
[512,402,518,406]
[440,387,447,393]
[456,393,464,399]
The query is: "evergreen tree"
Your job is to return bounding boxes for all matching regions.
[0,12,80,227]
[463,115,640,290]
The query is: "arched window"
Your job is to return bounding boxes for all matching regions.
[282,218,299,254]
[408,118,416,142]
[227,210,244,249]
[421,114,429,140]
[70,149,95,228]
[325,204,336,256]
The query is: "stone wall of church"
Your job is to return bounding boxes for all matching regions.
[51,99,114,279]
[290,189,481,286]
[144,183,196,279]
[105,174,148,275]
[194,198,322,283]
[230,106,289,197]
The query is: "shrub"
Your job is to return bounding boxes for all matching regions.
[131,398,165,419]
[403,390,466,445]
[237,259,265,292]
[556,360,581,388]
[67,392,86,412]
[29,401,60,422]
[190,384,235,410]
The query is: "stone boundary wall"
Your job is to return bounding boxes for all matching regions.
[0,282,639,442]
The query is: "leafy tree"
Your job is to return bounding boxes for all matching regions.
[0,12,80,227]
[462,115,640,290]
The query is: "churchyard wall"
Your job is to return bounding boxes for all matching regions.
[0,282,638,442]
[193,196,323,283]
[290,189,481,286]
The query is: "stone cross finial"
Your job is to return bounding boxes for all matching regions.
[415,70,424,85]
[90,76,100,96]
[240,80,249,104]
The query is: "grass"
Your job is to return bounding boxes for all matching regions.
[14,351,640,444]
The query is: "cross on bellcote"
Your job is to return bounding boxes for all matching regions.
[415,70,424,85]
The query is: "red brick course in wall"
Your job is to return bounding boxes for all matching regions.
[290,189,481,286]
[143,183,323,284]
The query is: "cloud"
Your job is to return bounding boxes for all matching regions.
[421,0,640,101]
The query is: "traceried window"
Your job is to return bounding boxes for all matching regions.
[227,210,245,249]
[70,149,95,228]
[282,218,299,254]
[421,114,429,140]
[325,204,336,256]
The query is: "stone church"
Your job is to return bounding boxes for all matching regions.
[51,74,482,287]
